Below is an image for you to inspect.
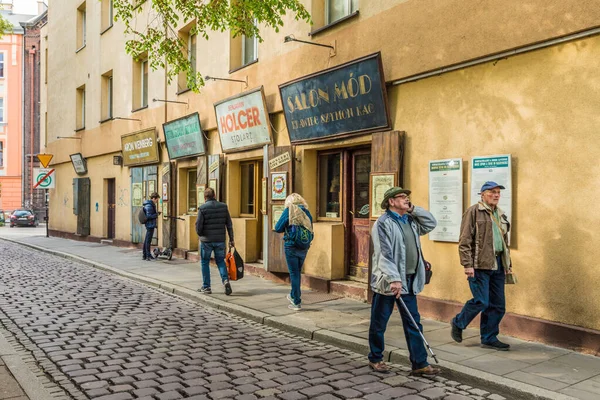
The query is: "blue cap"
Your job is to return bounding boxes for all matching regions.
[479,181,506,194]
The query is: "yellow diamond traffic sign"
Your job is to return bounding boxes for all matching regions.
[37,154,53,168]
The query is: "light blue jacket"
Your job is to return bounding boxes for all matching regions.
[371,207,437,296]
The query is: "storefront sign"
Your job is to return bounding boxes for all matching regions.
[69,153,88,175]
[209,160,219,173]
[162,113,206,160]
[269,152,291,170]
[429,159,463,242]
[470,154,512,240]
[279,53,390,143]
[121,129,159,167]
[214,86,272,153]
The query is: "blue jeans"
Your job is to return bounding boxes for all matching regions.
[368,274,429,370]
[200,242,229,288]
[284,247,307,305]
[143,228,154,259]
[454,256,506,344]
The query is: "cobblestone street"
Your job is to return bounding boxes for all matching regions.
[0,240,509,400]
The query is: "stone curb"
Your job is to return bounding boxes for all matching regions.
[0,330,55,400]
[1,238,577,400]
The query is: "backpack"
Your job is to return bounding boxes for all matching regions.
[288,224,314,250]
[138,208,148,224]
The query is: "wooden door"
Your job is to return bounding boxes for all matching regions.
[347,150,371,281]
[107,179,116,239]
[76,178,90,236]
[130,167,144,243]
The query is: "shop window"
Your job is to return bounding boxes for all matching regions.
[177,22,196,92]
[76,85,86,129]
[0,53,4,78]
[187,169,197,213]
[101,70,113,121]
[132,56,148,110]
[318,152,342,219]
[0,98,4,123]
[101,0,113,32]
[327,0,358,24]
[76,2,87,50]
[240,162,256,217]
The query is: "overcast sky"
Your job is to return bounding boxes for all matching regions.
[12,0,46,15]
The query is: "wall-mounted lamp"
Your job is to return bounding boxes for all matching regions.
[205,76,248,88]
[57,136,82,139]
[284,35,335,52]
[153,98,188,105]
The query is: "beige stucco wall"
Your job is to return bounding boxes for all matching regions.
[395,35,600,331]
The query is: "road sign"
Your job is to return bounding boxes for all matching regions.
[33,168,56,189]
[37,154,54,168]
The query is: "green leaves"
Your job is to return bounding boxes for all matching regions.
[0,13,12,39]
[113,0,311,93]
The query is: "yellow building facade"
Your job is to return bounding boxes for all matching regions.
[42,0,600,351]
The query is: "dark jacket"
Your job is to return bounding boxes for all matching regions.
[274,206,313,249]
[458,202,512,272]
[143,200,159,229]
[195,199,234,243]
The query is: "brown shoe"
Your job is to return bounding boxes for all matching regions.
[410,365,441,376]
[368,361,391,373]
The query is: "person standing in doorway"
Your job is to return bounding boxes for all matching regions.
[195,187,235,295]
[451,181,513,350]
[142,192,160,261]
[274,193,313,311]
[368,187,440,376]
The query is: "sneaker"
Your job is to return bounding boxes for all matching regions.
[481,340,510,351]
[288,304,301,311]
[224,281,232,296]
[198,287,212,294]
[451,318,463,343]
[286,294,295,305]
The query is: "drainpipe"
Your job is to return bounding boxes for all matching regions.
[21,33,26,208]
[29,46,36,208]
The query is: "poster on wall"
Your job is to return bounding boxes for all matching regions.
[214,86,273,153]
[429,158,463,242]
[271,172,287,200]
[271,204,285,230]
[470,154,512,237]
[132,183,143,207]
[208,179,218,201]
[197,184,206,207]
[370,172,397,219]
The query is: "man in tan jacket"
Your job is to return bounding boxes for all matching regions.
[451,181,513,350]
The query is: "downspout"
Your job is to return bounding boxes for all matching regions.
[29,46,36,208]
[21,32,26,208]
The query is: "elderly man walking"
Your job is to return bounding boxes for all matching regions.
[451,181,513,350]
[368,187,440,376]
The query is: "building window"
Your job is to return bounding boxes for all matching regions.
[242,21,258,66]
[101,0,113,32]
[0,98,4,123]
[177,22,196,92]
[0,141,4,168]
[240,162,256,216]
[326,0,358,24]
[188,169,197,213]
[230,20,258,71]
[76,85,86,129]
[132,56,148,110]
[77,2,87,50]
[101,71,113,120]
[318,152,342,219]
[0,53,4,78]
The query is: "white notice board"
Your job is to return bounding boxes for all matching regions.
[429,158,463,242]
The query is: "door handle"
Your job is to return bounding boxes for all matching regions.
[349,211,354,215]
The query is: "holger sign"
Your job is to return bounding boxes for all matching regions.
[214,86,272,153]
[279,53,390,143]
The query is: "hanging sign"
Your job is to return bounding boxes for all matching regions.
[163,112,206,159]
[214,86,273,153]
[121,128,159,166]
[279,52,390,143]
[429,158,463,242]
[70,153,88,175]
[269,152,291,170]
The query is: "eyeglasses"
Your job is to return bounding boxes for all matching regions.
[393,194,409,200]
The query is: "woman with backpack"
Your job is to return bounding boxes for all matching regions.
[274,193,314,311]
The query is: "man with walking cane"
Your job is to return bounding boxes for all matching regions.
[368,187,441,376]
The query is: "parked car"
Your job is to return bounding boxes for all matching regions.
[9,209,39,227]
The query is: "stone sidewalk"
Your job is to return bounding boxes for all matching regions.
[2,232,600,400]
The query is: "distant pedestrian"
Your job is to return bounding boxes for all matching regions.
[195,187,234,295]
[274,193,313,311]
[142,193,160,261]
[451,181,513,350]
[368,187,440,376]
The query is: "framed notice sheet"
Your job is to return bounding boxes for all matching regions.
[197,184,206,207]
[271,204,286,230]
[271,172,287,200]
[470,154,512,240]
[370,172,397,219]
[208,179,218,201]
[429,159,463,242]
[261,178,267,215]
[132,183,143,207]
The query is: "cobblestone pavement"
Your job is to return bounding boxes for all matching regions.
[0,241,507,400]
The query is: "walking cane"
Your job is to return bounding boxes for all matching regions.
[397,297,439,364]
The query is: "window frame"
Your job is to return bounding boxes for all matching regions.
[141,59,148,108]
[0,140,4,169]
[0,97,4,123]
[326,0,357,25]
[240,161,258,218]
[0,53,4,79]
[100,71,114,122]
[100,0,114,34]
[316,150,344,222]
[76,2,87,51]
[187,168,198,214]
[76,85,86,130]
[241,22,258,67]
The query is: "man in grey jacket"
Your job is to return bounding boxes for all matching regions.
[368,187,440,376]
[195,187,235,295]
